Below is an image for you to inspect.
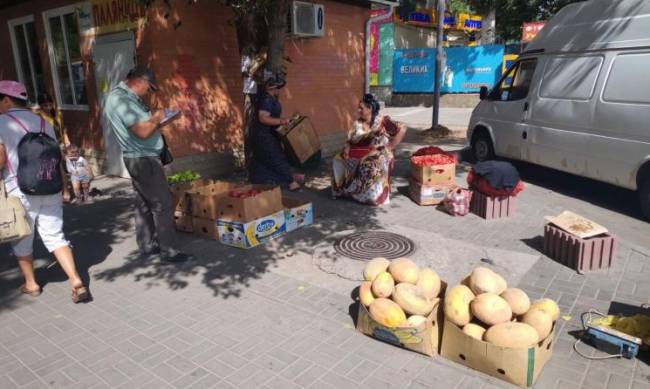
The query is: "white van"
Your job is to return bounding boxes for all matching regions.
[467,0,650,219]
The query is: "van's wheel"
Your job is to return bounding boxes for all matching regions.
[639,177,650,220]
[471,131,495,162]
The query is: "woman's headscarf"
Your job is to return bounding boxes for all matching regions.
[362,93,380,126]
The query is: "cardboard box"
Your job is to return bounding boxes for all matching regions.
[283,198,313,232]
[411,162,456,186]
[544,223,617,273]
[440,317,555,388]
[216,185,283,222]
[187,181,237,219]
[170,179,211,213]
[192,217,219,240]
[409,178,454,206]
[356,293,444,357]
[216,210,286,249]
[174,211,194,233]
[279,116,321,164]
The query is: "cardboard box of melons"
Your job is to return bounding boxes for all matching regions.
[440,266,559,388]
[356,258,447,357]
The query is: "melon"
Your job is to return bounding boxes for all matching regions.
[470,293,513,326]
[359,281,375,307]
[388,258,419,284]
[371,272,395,298]
[529,299,560,321]
[469,267,507,295]
[405,315,428,328]
[369,298,407,328]
[416,268,441,299]
[462,323,486,340]
[500,288,531,316]
[363,257,390,281]
[392,283,437,316]
[521,309,553,340]
[484,322,539,348]
[444,285,475,326]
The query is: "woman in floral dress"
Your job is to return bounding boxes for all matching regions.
[332,94,406,205]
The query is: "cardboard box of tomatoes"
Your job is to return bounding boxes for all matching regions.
[216,185,284,223]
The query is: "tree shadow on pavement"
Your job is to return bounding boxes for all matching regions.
[92,180,385,299]
[0,195,133,314]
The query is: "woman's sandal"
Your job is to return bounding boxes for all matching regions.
[19,285,41,297]
[71,285,89,304]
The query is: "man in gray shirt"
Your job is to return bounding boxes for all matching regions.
[104,66,192,263]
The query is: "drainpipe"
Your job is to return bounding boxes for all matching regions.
[365,3,396,94]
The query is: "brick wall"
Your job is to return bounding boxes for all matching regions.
[283,0,368,137]
[0,0,368,175]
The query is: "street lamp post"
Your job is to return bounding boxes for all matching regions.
[432,0,445,130]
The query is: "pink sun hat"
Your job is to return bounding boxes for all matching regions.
[0,80,28,100]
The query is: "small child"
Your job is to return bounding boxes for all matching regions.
[65,145,94,203]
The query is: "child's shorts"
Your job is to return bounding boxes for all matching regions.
[71,175,91,184]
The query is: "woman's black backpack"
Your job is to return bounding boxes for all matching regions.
[6,113,63,195]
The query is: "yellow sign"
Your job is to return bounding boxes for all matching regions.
[91,0,146,35]
[503,54,518,74]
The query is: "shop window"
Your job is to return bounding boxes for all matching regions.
[8,16,45,103]
[43,6,87,109]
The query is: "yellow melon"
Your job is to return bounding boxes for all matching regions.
[369,298,407,328]
[416,268,441,299]
[388,258,419,284]
[392,283,437,316]
[470,293,513,326]
[462,323,487,340]
[444,285,475,326]
[469,267,507,295]
[529,299,560,321]
[363,257,390,281]
[500,288,531,316]
[521,309,553,340]
[484,322,539,348]
[359,281,375,307]
[371,272,395,298]
[405,315,428,328]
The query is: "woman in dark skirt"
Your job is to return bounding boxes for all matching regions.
[250,74,300,191]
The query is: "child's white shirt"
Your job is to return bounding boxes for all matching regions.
[66,156,90,178]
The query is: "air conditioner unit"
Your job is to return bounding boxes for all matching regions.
[290,1,324,37]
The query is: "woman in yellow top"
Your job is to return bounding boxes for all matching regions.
[35,93,69,146]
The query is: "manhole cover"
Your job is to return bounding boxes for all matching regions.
[333,231,416,261]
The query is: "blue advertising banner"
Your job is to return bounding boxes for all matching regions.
[441,44,504,93]
[392,45,504,93]
[392,48,435,93]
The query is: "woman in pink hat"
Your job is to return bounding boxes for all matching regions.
[0,80,89,303]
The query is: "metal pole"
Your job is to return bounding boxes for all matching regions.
[432,0,445,129]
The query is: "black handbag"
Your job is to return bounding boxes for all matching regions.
[160,134,174,165]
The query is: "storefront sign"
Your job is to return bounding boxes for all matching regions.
[392,49,435,93]
[442,44,504,93]
[91,0,147,34]
[522,21,545,42]
[457,13,482,31]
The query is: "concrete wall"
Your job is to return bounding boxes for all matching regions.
[394,23,436,49]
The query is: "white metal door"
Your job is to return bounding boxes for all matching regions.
[93,32,135,178]
[484,59,537,159]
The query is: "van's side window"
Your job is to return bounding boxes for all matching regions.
[490,59,537,102]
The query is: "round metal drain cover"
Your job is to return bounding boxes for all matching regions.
[334,231,416,261]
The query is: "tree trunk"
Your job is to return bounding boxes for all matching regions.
[480,6,496,44]
[267,0,290,73]
[235,12,260,173]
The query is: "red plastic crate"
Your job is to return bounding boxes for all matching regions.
[543,224,617,273]
[470,191,516,219]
